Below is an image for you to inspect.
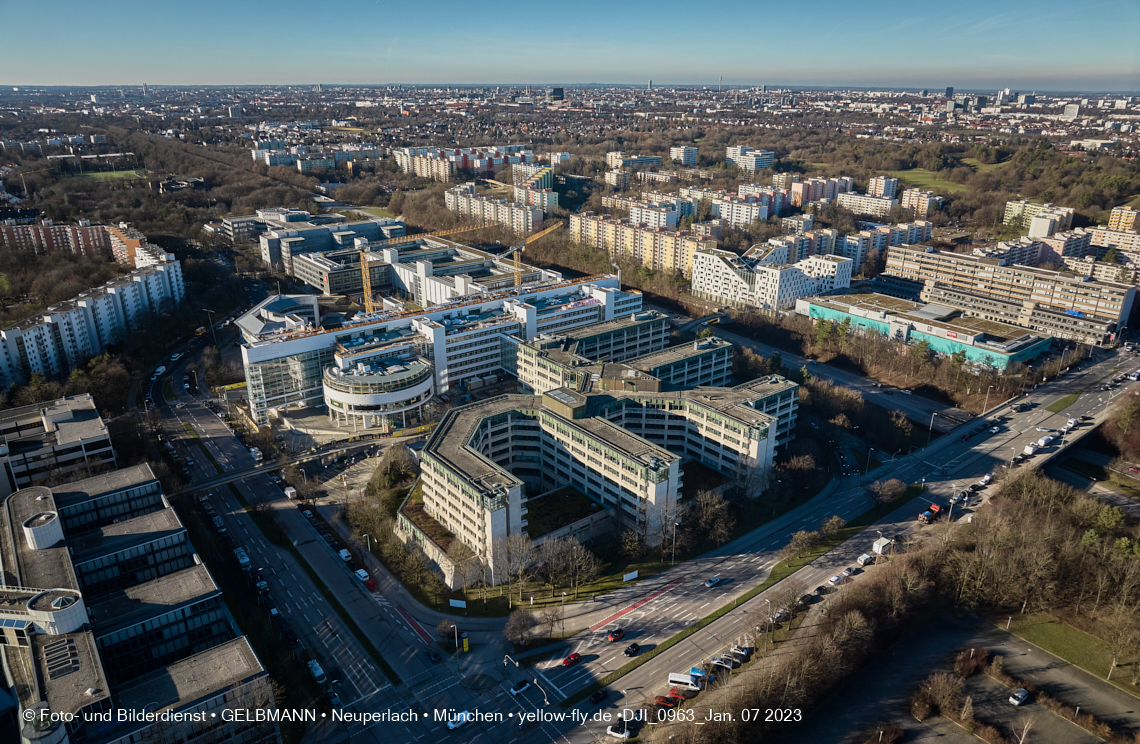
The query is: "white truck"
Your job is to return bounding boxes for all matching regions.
[1037,435,1054,448]
[249,447,263,462]
[233,548,251,572]
[1024,443,1039,456]
[283,486,297,500]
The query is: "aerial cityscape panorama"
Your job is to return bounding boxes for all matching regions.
[0,2,1139,744]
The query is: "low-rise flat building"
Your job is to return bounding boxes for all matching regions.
[880,244,1135,345]
[605,152,663,169]
[796,292,1052,370]
[0,394,116,496]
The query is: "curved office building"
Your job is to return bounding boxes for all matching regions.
[323,356,434,431]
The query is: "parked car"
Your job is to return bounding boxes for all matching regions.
[562,653,582,667]
[654,695,676,708]
[606,723,631,740]
[828,574,843,585]
[447,711,474,730]
[1009,688,1030,706]
[325,689,341,708]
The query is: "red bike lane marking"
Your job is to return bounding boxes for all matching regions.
[396,605,435,644]
[589,578,686,632]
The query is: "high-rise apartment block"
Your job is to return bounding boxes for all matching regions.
[570,212,716,276]
[691,242,852,312]
[835,192,899,218]
[1003,200,1075,233]
[605,170,632,189]
[880,244,1134,345]
[670,146,698,166]
[605,152,663,169]
[725,146,775,174]
[1109,206,1138,233]
[867,176,899,199]
[0,259,184,387]
[0,221,112,258]
[789,177,855,207]
[394,145,535,182]
[900,188,944,218]
[629,204,680,230]
[444,184,543,234]
[771,172,800,190]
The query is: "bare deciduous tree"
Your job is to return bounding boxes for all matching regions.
[504,609,537,647]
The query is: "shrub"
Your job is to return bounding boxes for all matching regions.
[954,648,989,677]
[973,722,1009,744]
[911,691,932,721]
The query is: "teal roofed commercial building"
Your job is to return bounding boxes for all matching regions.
[795,292,1052,371]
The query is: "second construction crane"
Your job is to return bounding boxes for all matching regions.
[504,220,564,287]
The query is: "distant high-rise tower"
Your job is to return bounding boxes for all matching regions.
[761,84,767,93]
[719,76,722,92]
[648,80,653,91]
[945,86,954,98]
[550,87,564,101]
[142,82,148,98]
[317,83,322,93]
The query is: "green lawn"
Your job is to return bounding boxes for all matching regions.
[1002,613,1140,697]
[356,207,396,219]
[1126,194,1140,208]
[887,168,968,193]
[961,157,1010,173]
[69,169,142,180]
[1046,393,1079,413]
[163,378,177,402]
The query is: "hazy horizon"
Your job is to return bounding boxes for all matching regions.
[4,0,1136,93]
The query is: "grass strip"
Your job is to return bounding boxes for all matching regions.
[1046,393,1079,413]
[163,378,177,402]
[183,423,223,471]
[225,483,402,685]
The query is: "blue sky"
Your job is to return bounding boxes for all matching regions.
[2,0,1138,91]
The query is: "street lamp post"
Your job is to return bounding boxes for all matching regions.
[362,533,371,553]
[450,623,459,655]
[202,309,219,348]
[763,598,771,653]
[671,521,681,566]
[561,592,567,638]
[864,447,874,477]
[983,385,994,415]
[926,411,938,447]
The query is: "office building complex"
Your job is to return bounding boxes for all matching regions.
[725,146,775,174]
[2,464,278,744]
[900,188,944,218]
[444,184,543,234]
[259,214,406,273]
[394,145,535,182]
[1108,206,1138,233]
[0,258,184,387]
[880,244,1135,345]
[238,275,645,426]
[835,192,899,218]
[412,332,797,584]
[670,146,698,166]
[290,235,555,303]
[796,292,1051,371]
[570,212,717,277]
[1002,200,1075,233]
[691,242,853,312]
[0,394,116,496]
[867,176,899,199]
[605,152,663,169]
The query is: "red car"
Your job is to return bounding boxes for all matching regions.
[561,653,582,667]
[364,580,377,591]
[607,629,625,642]
[654,695,676,708]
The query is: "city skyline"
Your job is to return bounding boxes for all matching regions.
[3,0,1137,91]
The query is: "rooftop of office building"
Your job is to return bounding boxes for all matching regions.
[67,508,184,562]
[235,293,320,338]
[327,355,432,385]
[807,292,1046,348]
[625,336,732,371]
[0,394,108,452]
[87,564,218,635]
[48,463,159,510]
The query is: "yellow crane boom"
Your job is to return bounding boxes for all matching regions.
[513,221,564,287]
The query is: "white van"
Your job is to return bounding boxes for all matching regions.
[667,672,702,691]
[338,549,351,562]
[857,553,875,567]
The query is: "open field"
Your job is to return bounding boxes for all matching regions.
[328,126,369,133]
[68,169,144,180]
[961,157,1011,173]
[1126,194,1140,208]
[1002,612,1140,698]
[354,207,396,219]
[887,168,968,193]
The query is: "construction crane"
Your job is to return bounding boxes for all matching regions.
[359,224,489,314]
[506,221,564,287]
